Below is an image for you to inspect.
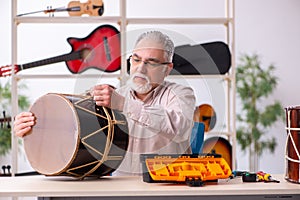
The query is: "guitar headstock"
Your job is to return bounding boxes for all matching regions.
[0,165,11,177]
[0,65,20,77]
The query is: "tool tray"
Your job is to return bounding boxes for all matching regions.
[141,154,232,186]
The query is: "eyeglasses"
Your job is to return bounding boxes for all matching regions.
[129,55,171,68]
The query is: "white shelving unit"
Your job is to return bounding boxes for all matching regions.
[10,0,236,174]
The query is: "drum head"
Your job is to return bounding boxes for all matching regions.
[24,93,79,175]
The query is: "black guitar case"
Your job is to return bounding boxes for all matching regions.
[171,41,231,75]
[127,41,231,75]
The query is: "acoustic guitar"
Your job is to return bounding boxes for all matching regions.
[202,136,232,169]
[0,24,120,77]
[194,104,217,133]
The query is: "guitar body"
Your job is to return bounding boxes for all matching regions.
[196,104,217,132]
[66,24,120,73]
[202,137,232,168]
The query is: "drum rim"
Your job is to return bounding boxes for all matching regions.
[285,105,300,110]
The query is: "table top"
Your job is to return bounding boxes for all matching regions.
[0,174,300,197]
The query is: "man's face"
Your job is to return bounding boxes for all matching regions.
[129,39,173,94]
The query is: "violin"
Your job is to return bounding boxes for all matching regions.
[17,0,104,17]
[67,0,104,16]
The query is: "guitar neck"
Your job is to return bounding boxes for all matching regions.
[20,50,82,70]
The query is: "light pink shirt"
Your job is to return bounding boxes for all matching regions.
[114,81,196,176]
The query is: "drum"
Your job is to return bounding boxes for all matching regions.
[24,93,128,179]
[285,106,300,184]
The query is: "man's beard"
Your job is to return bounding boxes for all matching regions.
[128,72,152,94]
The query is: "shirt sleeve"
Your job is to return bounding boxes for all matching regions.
[122,85,196,143]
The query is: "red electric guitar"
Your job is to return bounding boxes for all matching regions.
[0,24,120,77]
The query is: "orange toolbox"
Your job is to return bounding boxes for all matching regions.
[141,154,232,186]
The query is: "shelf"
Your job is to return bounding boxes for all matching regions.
[204,131,235,137]
[12,73,232,81]
[127,17,232,25]
[14,16,232,25]
[14,16,121,24]
[13,73,120,79]
[169,74,233,80]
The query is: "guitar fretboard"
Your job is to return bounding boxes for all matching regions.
[20,50,83,70]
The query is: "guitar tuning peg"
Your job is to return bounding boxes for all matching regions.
[47,6,54,17]
[7,122,11,129]
[6,165,11,174]
[2,165,6,174]
[2,110,11,129]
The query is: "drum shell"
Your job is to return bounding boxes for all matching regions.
[24,93,128,178]
[285,106,300,184]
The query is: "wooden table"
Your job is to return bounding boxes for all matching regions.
[0,174,299,200]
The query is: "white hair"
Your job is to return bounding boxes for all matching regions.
[134,31,175,62]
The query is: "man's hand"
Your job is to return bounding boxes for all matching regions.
[14,112,35,137]
[91,84,125,111]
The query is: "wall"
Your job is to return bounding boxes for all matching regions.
[0,0,300,174]
[235,0,300,173]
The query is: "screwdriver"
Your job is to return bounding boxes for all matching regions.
[256,171,280,183]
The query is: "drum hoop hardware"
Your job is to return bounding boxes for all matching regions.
[73,96,127,126]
